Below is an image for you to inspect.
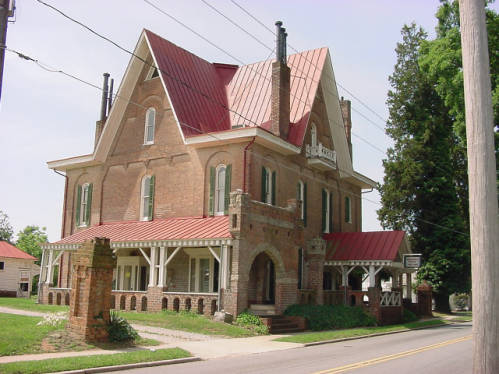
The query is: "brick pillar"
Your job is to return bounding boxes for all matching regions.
[417,281,433,317]
[68,237,116,342]
[306,238,326,305]
[368,287,381,323]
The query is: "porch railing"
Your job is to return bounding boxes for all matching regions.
[380,291,401,306]
[305,143,337,164]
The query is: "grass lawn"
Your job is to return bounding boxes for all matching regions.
[0,348,190,374]
[274,319,446,344]
[0,313,64,356]
[0,296,68,313]
[433,311,472,322]
[120,310,260,338]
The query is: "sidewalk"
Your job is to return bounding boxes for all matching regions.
[0,307,303,364]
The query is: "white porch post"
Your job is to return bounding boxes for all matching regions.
[158,246,165,287]
[369,265,376,288]
[392,270,399,288]
[45,249,54,285]
[148,247,157,287]
[341,265,348,286]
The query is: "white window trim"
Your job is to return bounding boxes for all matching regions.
[145,65,159,80]
[78,183,90,227]
[143,108,156,145]
[297,180,304,220]
[265,167,272,204]
[188,255,214,293]
[140,175,152,221]
[214,164,226,215]
[323,188,330,234]
[311,123,317,147]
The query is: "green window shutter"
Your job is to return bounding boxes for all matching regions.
[329,192,333,232]
[303,183,307,227]
[209,167,215,216]
[345,197,350,223]
[224,164,232,215]
[75,185,82,227]
[271,171,276,205]
[85,184,93,226]
[321,189,327,232]
[261,167,267,203]
[148,176,155,220]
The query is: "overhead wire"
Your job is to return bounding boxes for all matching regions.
[18,5,470,237]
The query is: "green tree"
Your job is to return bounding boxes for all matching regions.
[0,210,13,243]
[419,0,499,211]
[16,226,48,264]
[378,23,470,312]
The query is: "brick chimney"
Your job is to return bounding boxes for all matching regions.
[94,73,113,150]
[340,97,352,161]
[271,21,290,140]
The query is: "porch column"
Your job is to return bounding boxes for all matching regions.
[406,273,412,301]
[158,246,166,287]
[148,247,157,287]
[45,249,54,285]
[369,265,376,288]
[341,265,348,286]
[392,270,400,288]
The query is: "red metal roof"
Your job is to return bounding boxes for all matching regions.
[0,241,37,260]
[324,231,406,261]
[145,30,327,147]
[54,216,230,245]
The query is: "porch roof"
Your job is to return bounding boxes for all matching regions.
[42,216,231,251]
[323,231,409,265]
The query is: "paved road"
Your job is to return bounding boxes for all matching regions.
[124,323,472,374]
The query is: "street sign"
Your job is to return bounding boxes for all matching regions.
[403,254,422,269]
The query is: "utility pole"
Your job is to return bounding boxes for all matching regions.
[0,0,14,102]
[459,1,499,373]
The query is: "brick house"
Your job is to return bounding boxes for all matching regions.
[0,241,39,298]
[39,25,416,319]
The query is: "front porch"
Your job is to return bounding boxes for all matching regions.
[39,216,232,317]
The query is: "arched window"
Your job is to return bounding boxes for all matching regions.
[76,183,92,227]
[140,175,155,221]
[311,123,317,147]
[144,108,156,145]
[215,165,226,215]
[209,164,232,216]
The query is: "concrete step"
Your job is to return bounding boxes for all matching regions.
[250,304,277,316]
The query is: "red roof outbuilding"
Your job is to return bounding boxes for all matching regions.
[0,241,37,260]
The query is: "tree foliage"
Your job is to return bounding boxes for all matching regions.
[378,23,470,312]
[0,210,14,243]
[16,226,48,264]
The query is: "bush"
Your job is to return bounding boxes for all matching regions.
[107,311,139,342]
[284,304,376,331]
[235,311,269,335]
[402,308,418,323]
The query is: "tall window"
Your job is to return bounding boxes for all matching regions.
[261,167,276,205]
[311,123,317,146]
[140,175,155,221]
[297,180,307,225]
[345,196,352,223]
[209,164,232,215]
[298,248,303,290]
[76,183,92,227]
[144,108,156,145]
[322,189,333,233]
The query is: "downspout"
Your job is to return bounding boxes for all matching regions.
[243,137,256,193]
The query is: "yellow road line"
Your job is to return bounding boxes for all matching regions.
[313,335,472,374]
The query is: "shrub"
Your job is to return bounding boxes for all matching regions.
[402,308,418,323]
[284,304,376,331]
[107,311,139,342]
[235,311,269,335]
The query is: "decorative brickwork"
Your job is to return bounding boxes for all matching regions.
[67,238,116,342]
[305,238,326,305]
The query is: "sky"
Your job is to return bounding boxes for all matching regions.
[0,0,487,243]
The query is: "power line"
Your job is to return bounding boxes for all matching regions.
[6,45,469,238]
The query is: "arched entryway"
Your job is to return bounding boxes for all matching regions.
[248,252,276,305]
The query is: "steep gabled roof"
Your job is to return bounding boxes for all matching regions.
[0,241,37,260]
[48,29,354,178]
